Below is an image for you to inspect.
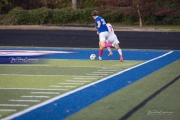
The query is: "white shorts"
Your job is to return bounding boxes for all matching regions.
[106,37,120,44]
[99,31,109,41]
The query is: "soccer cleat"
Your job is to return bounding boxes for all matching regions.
[108,52,113,56]
[120,55,123,62]
[98,56,102,61]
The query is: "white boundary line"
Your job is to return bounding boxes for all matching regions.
[31,92,60,95]
[0,74,76,76]
[0,109,16,112]
[2,51,173,120]
[0,74,101,77]
[9,100,40,103]
[0,88,67,91]
[0,104,28,107]
[21,96,50,98]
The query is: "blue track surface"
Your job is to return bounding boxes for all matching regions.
[1,48,180,120]
[0,47,169,60]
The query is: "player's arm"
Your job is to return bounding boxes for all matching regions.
[107,24,113,32]
[97,21,101,28]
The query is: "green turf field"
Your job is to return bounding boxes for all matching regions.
[0,59,143,118]
[66,60,180,120]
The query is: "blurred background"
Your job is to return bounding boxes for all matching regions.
[0,0,180,26]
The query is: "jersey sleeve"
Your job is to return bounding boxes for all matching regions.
[106,23,114,33]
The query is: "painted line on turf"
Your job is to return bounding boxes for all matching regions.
[9,100,40,103]
[0,74,80,77]
[0,104,28,107]
[119,74,180,120]
[0,88,67,91]
[73,78,97,79]
[31,92,60,95]
[21,96,50,98]
[2,51,173,120]
[72,76,100,77]
[0,109,16,112]
[101,68,122,70]
[0,74,102,78]
[49,85,76,88]
[58,83,83,85]
[93,72,114,73]
[66,80,91,83]
[98,69,119,71]
[86,73,109,76]
[0,65,107,68]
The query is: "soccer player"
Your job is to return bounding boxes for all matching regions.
[106,21,124,62]
[91,10,112,60]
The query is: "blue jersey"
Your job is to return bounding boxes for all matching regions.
[94,16,108,33]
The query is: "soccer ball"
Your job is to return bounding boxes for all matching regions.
[90,54,96,60]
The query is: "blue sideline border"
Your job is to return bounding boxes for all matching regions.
[0,48,179,120]
[0,47,171,60]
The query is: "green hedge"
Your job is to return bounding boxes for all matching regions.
[0,7,95,25]
[1,7,29,25]
[0,7,180,25]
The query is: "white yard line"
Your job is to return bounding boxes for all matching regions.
[63,86,76,88]
[86,73,109,76]
[0,74,102,77]
[0,74,72,76]
[73,76,100,78]
[50,85,76,88]
[21,96,50,98]
[66,80,91,83]
[93,72,113,73]
[1,51,174,120]
[58,83,83,85]
[0,104,28,107]
[98,69,119,71]
[0,88,67,91]
[9,100,40,103]
[31,92,60,95]
[73,78,97,79]
[0,109,16,112]
[101,68,122,70]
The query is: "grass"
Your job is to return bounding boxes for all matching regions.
[0,59,142,118]
[66,60,180,120]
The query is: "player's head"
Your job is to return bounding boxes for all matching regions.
[91,10,99,17]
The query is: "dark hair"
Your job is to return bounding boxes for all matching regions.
[91,10,99,16]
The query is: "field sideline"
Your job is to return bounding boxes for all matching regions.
[0,47,180,120]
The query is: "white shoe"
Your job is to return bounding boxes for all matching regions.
[108,52,113,56]
[98,56,102,60]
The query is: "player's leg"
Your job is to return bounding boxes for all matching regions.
[114,38,123,62]
[98,32,109,60]
[106,40,113,56]
[99,40,105,60]
[107,47,113,56]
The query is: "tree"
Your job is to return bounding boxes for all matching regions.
[0,0,10,14]
[97,0,156,26]
[131,0,156,26]
[72,0,76,9]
